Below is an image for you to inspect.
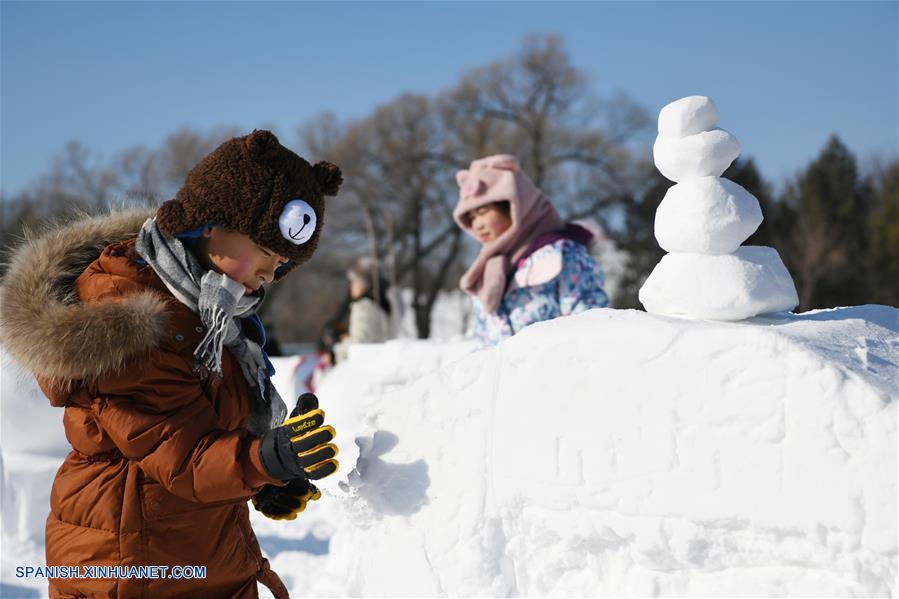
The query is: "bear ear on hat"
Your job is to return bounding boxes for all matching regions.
[458,171,485,197]
[313,161,343,196]
[244,129,281,161]
[483,154,519,171]
[155,198,191,235]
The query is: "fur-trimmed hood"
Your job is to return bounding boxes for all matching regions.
[0,209,170,381]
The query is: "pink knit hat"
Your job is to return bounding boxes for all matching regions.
[453,154,541,232]
[453,154,563,313]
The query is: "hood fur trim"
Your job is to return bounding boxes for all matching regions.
[0,209,169,381]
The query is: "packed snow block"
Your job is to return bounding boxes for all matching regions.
[314,307,897,597]
[655,176,763,254]
[1,349,69,456]
[1,451,63,547]
[639,246,799,320]
[296,338,479,495]
[0,450,66,595]
[653,129,741,182]
[658,95,720,137]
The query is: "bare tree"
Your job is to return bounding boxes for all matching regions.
[446,33,650,228]
[301,94,466,338]
[0,128,243,272]
[154,126,244,198]
[292,34,652,338]
[4,34,653,340]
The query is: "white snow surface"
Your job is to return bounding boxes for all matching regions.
[653,129,742,183]
[3,305,897,597]
[639,246,799,321]
[655,176,763,255]
[657,95,720,138]
[298,306,897,597]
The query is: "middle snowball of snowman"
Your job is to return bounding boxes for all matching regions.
[655,176,763,255]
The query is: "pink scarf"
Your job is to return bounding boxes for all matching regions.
[453,155,563,313]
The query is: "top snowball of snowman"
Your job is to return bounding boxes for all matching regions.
[653,95,741,182]
[658,96,720,137]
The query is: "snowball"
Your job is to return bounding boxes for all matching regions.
[658,95,720,137]
[654,129,741,182]
[655,176,763,254]
[638,246,799,320]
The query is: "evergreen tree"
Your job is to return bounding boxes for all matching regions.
[613,165,668,309]
[866,160,899,306]
[778,135,868,309]
[722,157,776,247]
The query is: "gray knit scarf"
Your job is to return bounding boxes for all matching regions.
[135,217,287,435]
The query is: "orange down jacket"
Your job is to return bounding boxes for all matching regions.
[0,211,290,598]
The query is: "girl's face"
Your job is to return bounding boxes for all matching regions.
[198,228,288,295]
[468,203,512,244]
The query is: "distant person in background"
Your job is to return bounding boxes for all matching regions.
[261,321,284,356]
[454,154,609,347]
[309,318,346,391]
[334,256,392,362]
[317,321,342,365]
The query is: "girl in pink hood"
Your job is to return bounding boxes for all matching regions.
[454,154,609,346]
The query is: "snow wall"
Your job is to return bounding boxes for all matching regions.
[2,305,897,597]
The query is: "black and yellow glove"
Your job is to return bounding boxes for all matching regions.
[253,477,322,521]
[258,393,339,481]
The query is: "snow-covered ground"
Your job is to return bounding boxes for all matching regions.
[2,305,897,597]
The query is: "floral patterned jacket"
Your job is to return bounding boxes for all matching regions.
[470,225,609,347]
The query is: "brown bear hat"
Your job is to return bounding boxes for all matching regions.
[156,129,342,276]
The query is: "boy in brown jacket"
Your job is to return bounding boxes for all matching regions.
[0,130,342,598]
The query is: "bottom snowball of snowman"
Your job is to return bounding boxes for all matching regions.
[639,246,799,321]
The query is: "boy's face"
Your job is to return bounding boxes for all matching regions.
[468,202,512,244]
[199,228,289,294]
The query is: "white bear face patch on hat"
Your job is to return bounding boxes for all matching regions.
[279,199,317,245]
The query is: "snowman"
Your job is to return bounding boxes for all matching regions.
[639,96,799,320]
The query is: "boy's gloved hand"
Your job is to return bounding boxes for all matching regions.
[252,477,321,521]
[258,393,339,482]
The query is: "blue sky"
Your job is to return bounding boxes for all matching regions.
[2,1,896,197]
